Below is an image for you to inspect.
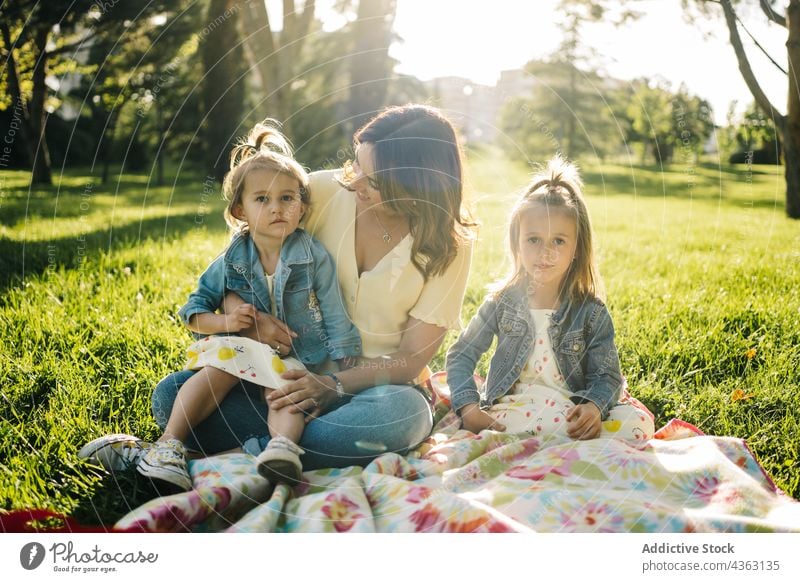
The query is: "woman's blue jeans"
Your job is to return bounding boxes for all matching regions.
[151,370,433,471]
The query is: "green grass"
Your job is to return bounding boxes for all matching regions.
[1,149,799,526]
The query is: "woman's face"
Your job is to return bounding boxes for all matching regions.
[351,143,385,210]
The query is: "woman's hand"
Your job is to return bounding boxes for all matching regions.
[566,402,601,440]
[267,370,338,422]
[459,404,506,434]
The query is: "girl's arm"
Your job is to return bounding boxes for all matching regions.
[445,297,500,414]
[579,303,624,419]
[186,303,257,335]
[268,316,447,418]
[178,256,229,336]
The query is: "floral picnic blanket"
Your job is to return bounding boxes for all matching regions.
[115,411,800,533]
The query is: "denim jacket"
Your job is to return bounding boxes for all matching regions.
[446,282,622,419]
[178,229,362,366]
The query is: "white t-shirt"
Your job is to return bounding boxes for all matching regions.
[265,272,276,315]
[516,309,567,390]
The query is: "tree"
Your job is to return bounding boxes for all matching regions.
[499,61,625,163]
[625,80,715,165]
[237,0,317,140]
[202,0,248,182]
[683,0,799,218]
[348,0,397,133]
[497,0,641,164]
[736,100,779,154]
[0,1,96,184]
[0,1,198,184]
[551,1,639,158]
[73,2,202,183]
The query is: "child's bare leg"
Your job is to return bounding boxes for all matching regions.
[256,387,306,484]
[264,388,305,443]
[161,367,239,443]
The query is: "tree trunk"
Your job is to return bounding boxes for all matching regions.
[202,0,247,182]
[156,100,165,186]
[786,0,800,218]
[28,28,53,185]
[0,22,52,184]
[564,64,577,158]
[238,0,316,138]
[349,0,397,133]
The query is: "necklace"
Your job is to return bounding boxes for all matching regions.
[372,209,401,244]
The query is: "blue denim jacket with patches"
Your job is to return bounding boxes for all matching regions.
[178,229,362,366]
[446,282,622,419]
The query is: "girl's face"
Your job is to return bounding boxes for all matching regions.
[234,168,305,243]
[518,203,577,295]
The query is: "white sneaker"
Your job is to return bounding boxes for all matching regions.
[78,434,151,472]
[136,439,193,491]
[255,436,304,485]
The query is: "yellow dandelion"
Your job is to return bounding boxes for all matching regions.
[731,388,754,402]
[745,348,756,360]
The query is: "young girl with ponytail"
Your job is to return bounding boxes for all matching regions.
[446,156,653,441]
[81,121,361,491]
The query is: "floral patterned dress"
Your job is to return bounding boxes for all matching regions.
[185,335,306,390]
[489,309,654,442]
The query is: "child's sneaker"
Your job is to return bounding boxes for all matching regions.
[136,439,193,491]
[255,436,304,485]
[78,434,152,472]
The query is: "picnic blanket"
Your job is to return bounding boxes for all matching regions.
[115,397,800,533]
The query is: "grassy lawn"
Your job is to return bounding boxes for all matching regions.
[1,148,798,525]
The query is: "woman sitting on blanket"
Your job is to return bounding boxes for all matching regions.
[446,156,654,441]
[81,104,475,485]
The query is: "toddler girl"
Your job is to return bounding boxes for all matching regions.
[446,156,653,441]
[134,122,361,489]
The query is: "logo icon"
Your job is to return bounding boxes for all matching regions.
[20,542,46,570]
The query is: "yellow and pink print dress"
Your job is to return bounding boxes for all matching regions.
[185,335,306,390]
[489,309,654,442]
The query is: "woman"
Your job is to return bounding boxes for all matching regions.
[81,104,474,475]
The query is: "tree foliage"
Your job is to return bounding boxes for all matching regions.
[682,0,798,218]
[625,80,715,165]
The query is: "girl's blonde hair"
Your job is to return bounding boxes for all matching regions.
[222,120,310,233]
[493,155,604,302]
